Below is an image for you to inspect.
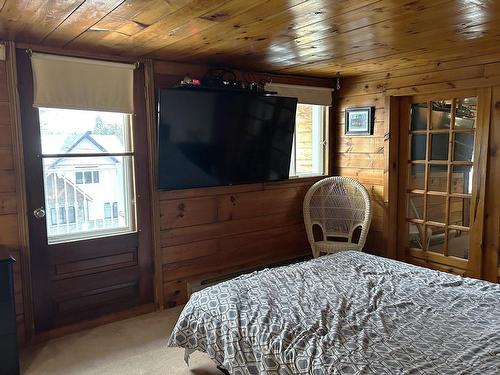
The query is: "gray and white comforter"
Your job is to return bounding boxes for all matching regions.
[168,251,500,374]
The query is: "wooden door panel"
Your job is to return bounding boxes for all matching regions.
[397,90,490,278]
[52,252,137,279]
[56,285,138,314]
[52,265,139,299]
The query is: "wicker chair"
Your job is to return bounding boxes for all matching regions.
[303,177,372,258]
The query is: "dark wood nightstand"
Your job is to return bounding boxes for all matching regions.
[0,248,19,375]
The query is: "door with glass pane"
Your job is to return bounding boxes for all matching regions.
[398,91,489,276]
[17,52,152,331]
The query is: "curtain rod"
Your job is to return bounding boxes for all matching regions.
[16,42,140,65]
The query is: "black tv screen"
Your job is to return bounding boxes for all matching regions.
[157,88,297,190]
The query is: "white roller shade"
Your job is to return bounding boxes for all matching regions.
[265,83,332,106]
[31,53,135,113]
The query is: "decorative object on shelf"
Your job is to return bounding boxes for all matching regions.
[345,107,375,135]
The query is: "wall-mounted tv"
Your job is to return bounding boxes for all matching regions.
[157,88,297,191]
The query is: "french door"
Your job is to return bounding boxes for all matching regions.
[17,51,153,331]
[398,90,490,277]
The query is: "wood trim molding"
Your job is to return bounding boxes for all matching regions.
[384,96,400,260]
[144,59,164,310]
[482,86,500,282]
[467,88,492,278]
[5,41,34,343]
[396,97,412,262]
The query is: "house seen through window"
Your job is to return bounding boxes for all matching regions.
[39,108,136,243]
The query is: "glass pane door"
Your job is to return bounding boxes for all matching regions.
[405,97,477,260]
[39,108,136,243]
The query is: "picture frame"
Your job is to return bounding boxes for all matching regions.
[345,107,375,135]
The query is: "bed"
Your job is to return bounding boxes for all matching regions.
[168,251,500,374]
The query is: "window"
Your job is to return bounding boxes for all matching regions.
[289,104,328,177]
[59,207,67,224]
[75,170,99,184]
[84,171,92,184]
[75,171,83,184]
[112,202,118,218]
[68,206,76,223]
[104,202,112,219]
[40,108,136,243]
[50,208,57,225]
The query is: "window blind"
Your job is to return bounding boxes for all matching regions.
[264,83,332,106]
[31,53,135,113]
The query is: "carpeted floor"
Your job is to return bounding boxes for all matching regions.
[20,306,220,375]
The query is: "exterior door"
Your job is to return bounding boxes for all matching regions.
[17,51,153,331]
[398,90,490,277]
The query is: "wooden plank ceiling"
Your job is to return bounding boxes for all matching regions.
[1,0,500,77]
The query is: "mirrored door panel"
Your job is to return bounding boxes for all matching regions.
[399,93,486,276]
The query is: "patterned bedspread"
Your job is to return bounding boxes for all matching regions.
[168,251,500,374]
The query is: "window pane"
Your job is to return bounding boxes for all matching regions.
[447,229,469,259]
[427,195,447,223]
[455,97,476,129]
[408,164,425,190]
[93,170,100,183]
[449,197,470,227]
[410,134,427,160]
[407,193,424,220]
[430,100,451,129]
[453,132,474,161]
[84,171,92,184]
[68,206,76,223]
[292,104,325,176]
[428,165,448,192]
[42,156,135,243]
[295,104,313,174]
[410,103,427,130]
[38,108,132,154]
[59,207,67,224]
[75,171,83,184]
[427,226,445,254]
[50,208,57,225]
[104,202,111,219]
[408,223,425,249]
[430,133,449,160]
[451,165,473,194]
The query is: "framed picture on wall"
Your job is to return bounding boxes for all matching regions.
[345,107,375,135]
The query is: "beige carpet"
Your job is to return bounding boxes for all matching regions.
[21,306,220,375]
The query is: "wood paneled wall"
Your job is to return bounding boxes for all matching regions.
[332,93,386,257]
[153,61,332,307]
[0,49,26,343]
[159,179,317,307]
[335,53,500,281]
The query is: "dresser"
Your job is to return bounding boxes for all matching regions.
[0,249,19,375]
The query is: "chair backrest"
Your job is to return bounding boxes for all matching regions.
[303,176,372,249]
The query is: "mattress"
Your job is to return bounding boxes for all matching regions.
[168,251,500,374]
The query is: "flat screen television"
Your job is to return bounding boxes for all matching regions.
[157,88,297,190]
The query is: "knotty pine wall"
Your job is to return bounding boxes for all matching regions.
[0,56,26,343]
[334,53,500,282]
[153,61,332,307]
